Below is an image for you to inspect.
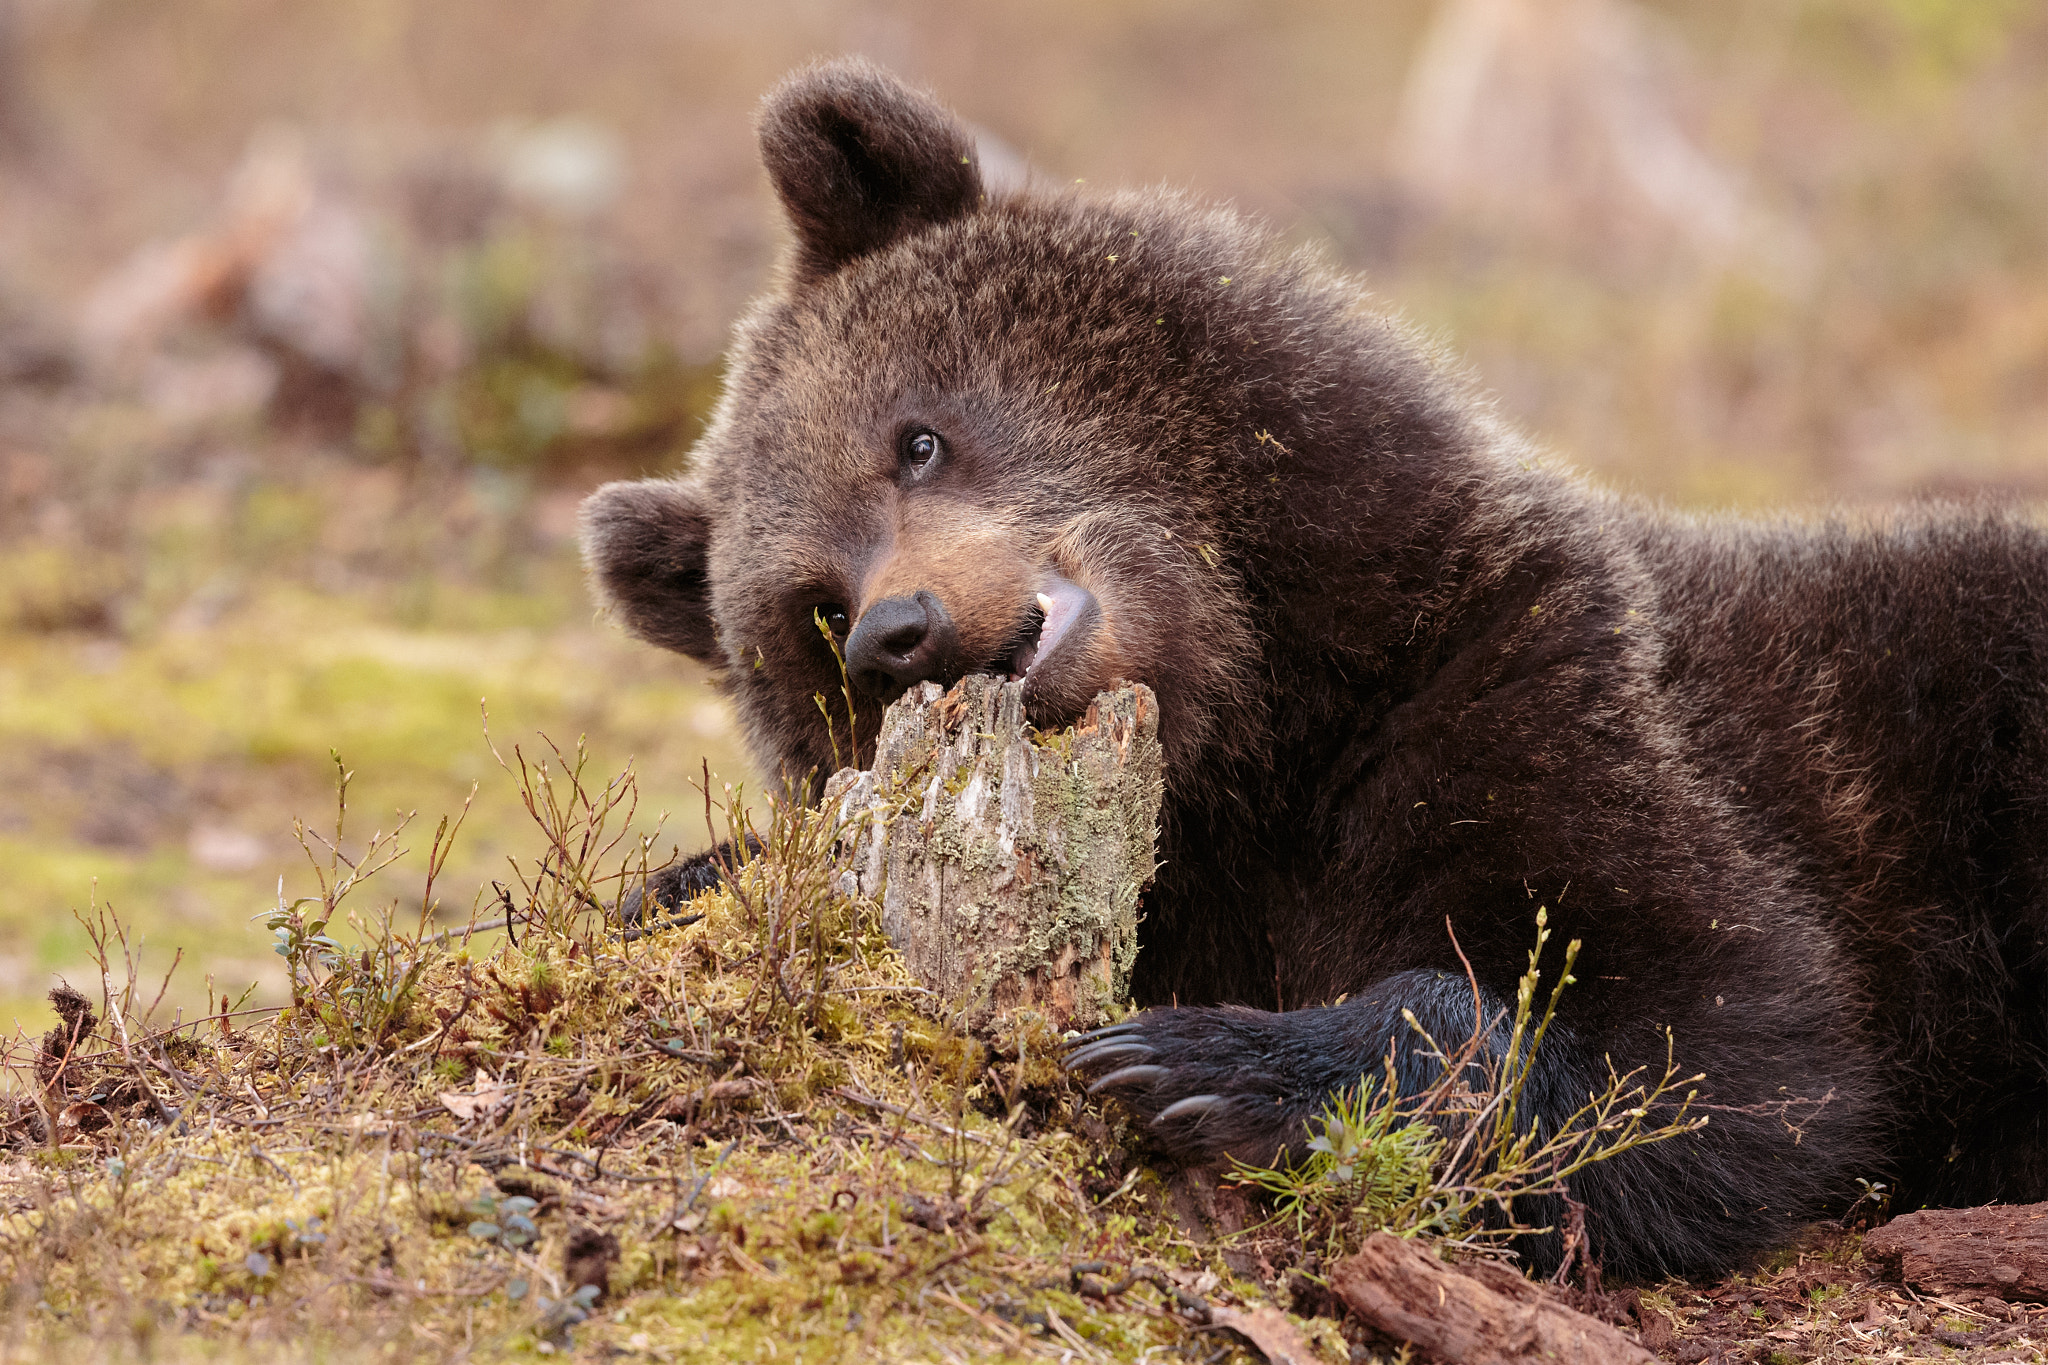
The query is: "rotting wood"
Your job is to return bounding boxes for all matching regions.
[1863,1202,2048,1303]
[1329,1231,1655,1365]
[824,675,1161,1033]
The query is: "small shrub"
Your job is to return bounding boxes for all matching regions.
[1230,907,1705,1266]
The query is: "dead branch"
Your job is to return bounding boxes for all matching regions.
[1330,1232,1654,1365]
[1864,1203,2048,1303]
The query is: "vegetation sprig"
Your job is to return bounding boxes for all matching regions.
[1228,907,1707,1272]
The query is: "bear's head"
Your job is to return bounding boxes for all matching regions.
[580,59,1440,793]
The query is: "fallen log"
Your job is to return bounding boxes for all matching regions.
[824,675,1161,1033]
[1329,1232,1655,1365]
[1862,1202,2048,1302]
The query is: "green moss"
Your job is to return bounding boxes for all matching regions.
[0,741,1299,1363]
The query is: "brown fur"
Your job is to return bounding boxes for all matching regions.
[581,61,2048,1281]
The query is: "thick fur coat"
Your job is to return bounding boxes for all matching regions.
[580,59,2048,1280]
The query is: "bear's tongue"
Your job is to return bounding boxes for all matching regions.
[1013,575,1093,677]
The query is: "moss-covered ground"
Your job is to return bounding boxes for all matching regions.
[7,739,2048,1365]
[0,744,1358,1364]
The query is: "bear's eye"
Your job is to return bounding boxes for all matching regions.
[813,604,850,638]
[899,429,944,477]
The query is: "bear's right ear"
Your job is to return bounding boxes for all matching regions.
[757,58,983,283]
[578,479,721,664]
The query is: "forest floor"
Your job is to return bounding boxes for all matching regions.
[2,721,2045,1363]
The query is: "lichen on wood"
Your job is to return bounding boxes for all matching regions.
[823,675,1162,1033]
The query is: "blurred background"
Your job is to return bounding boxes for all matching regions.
[0,0,2044,1031]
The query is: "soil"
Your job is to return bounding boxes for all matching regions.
[1614,1225,2048,1365]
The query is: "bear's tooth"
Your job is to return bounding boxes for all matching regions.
[1035,592,1056,616]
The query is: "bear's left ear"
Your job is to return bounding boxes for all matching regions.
[757,58,983,283]
[579,478,722,665]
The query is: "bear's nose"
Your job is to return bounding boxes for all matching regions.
[845,590,961,698]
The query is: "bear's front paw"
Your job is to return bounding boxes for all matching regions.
[618,863,692,927]
[1063,1007,1316,1167]
[617,836,761,925]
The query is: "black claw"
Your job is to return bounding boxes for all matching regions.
[1087,1064,1170,1095]
[1065,1021,1143,1049]
[1155,1094,1226,1123]
[1063,1040,1157,1073]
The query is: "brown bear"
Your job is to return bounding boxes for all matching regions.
[579,59,2048,1280]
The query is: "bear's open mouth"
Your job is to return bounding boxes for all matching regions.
[991,573,1098,682]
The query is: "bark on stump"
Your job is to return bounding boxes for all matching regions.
[823,675,1161,1033]
[1863,1202,2048,1302]
[1330,1232,1655,1365]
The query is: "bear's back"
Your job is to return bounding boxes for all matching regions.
[1638,509,2048,1101]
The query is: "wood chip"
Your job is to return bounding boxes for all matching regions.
[436,1071,510,1121]
[1210,1303,1329,1364]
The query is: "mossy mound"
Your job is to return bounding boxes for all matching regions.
[0,739,1342,1365]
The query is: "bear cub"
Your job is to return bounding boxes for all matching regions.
[580,59,2048,1280]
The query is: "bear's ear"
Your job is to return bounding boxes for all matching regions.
[757,58,983,283]
[579,479,721,664]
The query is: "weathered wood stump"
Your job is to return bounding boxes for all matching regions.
[823,675,1161,1033]
[1330,1233,1656,1365]
[1863,1202,2048,1302]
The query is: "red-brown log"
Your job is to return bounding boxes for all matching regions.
[1329,1232,1654,1365]
[1863,1202,2048,1302]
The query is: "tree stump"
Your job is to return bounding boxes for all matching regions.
[823,675,1161,1033]
[1863,1203,2048,1302]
